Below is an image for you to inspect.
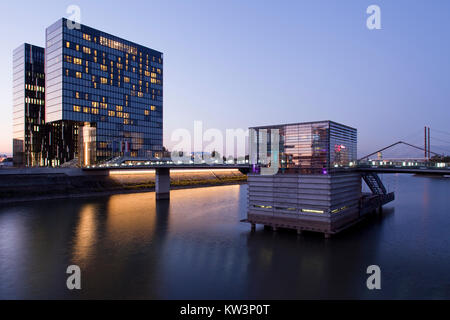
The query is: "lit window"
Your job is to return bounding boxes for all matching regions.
[66,41,70,48]
[150,106,156,111]
[73,105,81,112]
[74,58,82,65]
[100,77,107,84]
[83,107,90,113]
[76,72,82,79]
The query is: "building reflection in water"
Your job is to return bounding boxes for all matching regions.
[72,204,98,267]
[105,194,157,245]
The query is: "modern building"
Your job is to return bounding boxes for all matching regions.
[12,44,46,166]
[13,18,163,167]
[245,120,393,237]
[249,120,357,173]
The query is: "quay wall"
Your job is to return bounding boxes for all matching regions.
[0,168,246,203]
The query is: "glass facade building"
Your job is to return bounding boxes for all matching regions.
[13,19,163,167]
[249,121,357,174]
[12,44,45,166]
[46,18,163,165]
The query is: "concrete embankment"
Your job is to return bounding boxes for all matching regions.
[0,168,247,204]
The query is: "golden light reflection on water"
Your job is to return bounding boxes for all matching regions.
[73,204,97,265]
[71,185,242,266]
[105,193,157,244]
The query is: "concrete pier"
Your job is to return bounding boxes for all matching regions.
[155,168,171,200]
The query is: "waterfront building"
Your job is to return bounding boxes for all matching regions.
[245,120,393,237]
[13,18,163,167]
[12,44,45,166]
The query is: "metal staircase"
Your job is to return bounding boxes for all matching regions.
[362,172,387,195]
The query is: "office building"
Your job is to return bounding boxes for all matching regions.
[12,44,45,166]
[245,120,393,237]
[13,18,163,166]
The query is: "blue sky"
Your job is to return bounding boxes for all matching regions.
[1,0,449,156]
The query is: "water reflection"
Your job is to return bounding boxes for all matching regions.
[73,204,98,266]
[0,177,449,299]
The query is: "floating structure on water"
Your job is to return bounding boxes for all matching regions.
[243,121,394,238]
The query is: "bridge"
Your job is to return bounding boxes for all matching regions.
[82,129,450,200]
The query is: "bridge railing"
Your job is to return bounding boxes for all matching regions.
[85,158,250,169]
[356,160,450,170]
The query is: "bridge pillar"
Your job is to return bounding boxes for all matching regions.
[155,168,170,200]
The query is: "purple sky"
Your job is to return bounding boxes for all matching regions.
[1,0,450,157]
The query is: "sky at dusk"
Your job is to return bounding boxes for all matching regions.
[1,0,450,157]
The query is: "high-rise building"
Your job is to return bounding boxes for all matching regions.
[13,18,163,167]
[12,44,46,166]
[45,18,163,166]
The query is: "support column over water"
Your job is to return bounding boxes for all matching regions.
[155,168,170,200]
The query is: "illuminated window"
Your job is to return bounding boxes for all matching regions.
[76,72,82,79]
[83,107,90,113]
[73,105,81,112]
[150,105,156,111]
[124,77,130,83]
[75,92,80,99]
[73,57,82,65]
[91,108,99,114]
[83,33,91,41]
[65,55,72,63]
[100,77,107,84]
[92,102,99,108]
[144,71,150,77]
[83,46,91,54]
[144,110,149,116]
[66,41,70,48]
[76,44,79,51]
[116,105,123,111]
[100,65,107,71]
[108,110,115,117]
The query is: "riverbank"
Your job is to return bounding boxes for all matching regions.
[0,168,247,204]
